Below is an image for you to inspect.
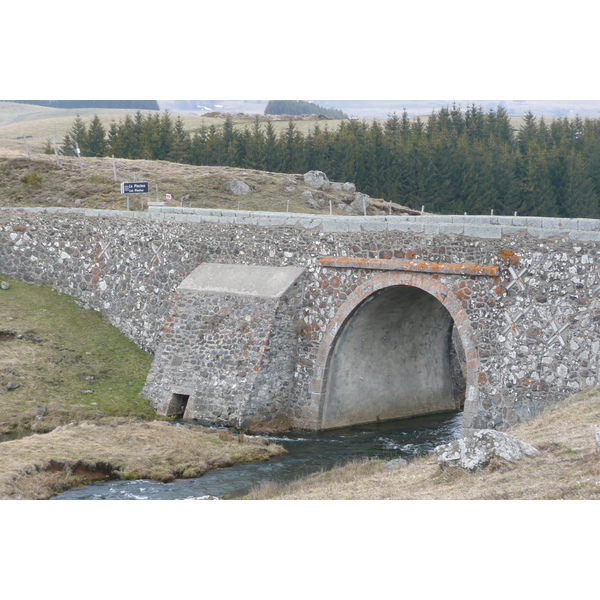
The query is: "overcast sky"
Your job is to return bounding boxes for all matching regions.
[4,2,599,102]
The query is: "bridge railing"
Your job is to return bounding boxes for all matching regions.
[3,206,600,242]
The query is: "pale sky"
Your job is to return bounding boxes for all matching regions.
[4,2,598,102]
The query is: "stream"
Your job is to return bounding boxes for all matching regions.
[50,410,463,500]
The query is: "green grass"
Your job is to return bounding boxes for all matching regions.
[0,274,155,434]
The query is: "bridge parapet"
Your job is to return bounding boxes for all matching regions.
[6,206,600,239]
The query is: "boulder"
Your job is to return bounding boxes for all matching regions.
[229,180,251,196]
[303,170,330,190]
[342,182,356,192]
[351,192,370,214]
[383,458,408,471]
[434,429,540,471]
[0,281,9,290]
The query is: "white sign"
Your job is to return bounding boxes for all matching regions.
[166,193,172,200]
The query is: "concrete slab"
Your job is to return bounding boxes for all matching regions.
[178,262,305,298]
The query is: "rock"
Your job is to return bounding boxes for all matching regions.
[331,182,342,191]
[6,382,20,391]
[229,180,251,196]
[0,281,9,290]
[303,170,330,190]
[596,429,600,454]
[303,190,320,209]
[36,404,46,420]
[434,429,540,471]
[351,192,370,214]
[383,458,408,471]
[342,182,356,192]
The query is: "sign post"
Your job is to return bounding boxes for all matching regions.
[121,181,149,210]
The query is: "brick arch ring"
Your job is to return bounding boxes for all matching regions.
[309,270,480,430]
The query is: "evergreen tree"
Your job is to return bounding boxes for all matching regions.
[168,116,191,163]
[263,121,279,171]
[85,115,107,156]
[61,115,87,155]
[189,124,207,165]
[244,116,266,169]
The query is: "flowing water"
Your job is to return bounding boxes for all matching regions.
[50,410,463,500]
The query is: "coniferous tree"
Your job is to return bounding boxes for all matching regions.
[61,115,87,155]
[169,116,191,163]
[85,115,107,156]
[263,121,279,171]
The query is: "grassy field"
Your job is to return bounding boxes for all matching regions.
[0,101,350,157]
[0,274,284,499]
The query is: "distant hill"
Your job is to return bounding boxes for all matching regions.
[7,100,160,111]
[265,100,347,119]
[160,100,600,119]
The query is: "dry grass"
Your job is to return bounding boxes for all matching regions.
[0,418,285,499]
[0,153,416,216]
[246,387,600,500]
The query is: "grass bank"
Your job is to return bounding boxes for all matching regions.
[0,418,284,500]
[0,274,155,434]
[0,275,284,499]
[246,386,600,500]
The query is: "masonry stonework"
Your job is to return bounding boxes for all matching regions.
[2,206,600,432]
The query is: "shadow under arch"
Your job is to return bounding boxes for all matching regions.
[313,272,479,431]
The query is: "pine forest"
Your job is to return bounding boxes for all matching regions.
[56,105,600,219]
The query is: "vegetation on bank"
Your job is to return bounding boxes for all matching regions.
[54,104,600,218]
[0,274,154,435]
[0,418,285,500]
[0,275,284,499]
[245,386,600,500]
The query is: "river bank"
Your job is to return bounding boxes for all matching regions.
[0,274,285,499]
[245,385,600,500]
[0,418,284,499]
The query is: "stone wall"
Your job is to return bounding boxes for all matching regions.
[2,206,600,431]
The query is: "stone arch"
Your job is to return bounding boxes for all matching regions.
[311,271,479,430]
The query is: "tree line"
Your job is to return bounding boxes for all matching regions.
[55,105,600,218]
[265,100,348,119]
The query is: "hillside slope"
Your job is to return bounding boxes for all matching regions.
[0,153,418,216]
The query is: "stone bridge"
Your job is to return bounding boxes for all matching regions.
[2,205,600,432]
